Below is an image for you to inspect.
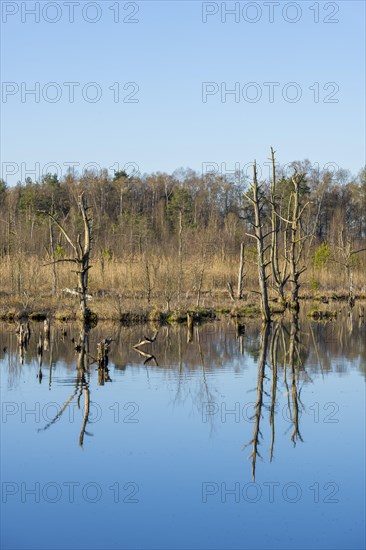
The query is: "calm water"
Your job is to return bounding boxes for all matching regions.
[1,310,365,550]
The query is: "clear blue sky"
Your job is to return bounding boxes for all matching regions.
[1,0,365,184]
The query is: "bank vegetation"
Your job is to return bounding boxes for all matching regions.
[0,151,365,323]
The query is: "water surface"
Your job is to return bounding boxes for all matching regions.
[1,310,365,549]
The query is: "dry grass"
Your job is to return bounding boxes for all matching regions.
[0,252,365,323]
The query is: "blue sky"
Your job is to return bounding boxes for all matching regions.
[1,0,365,184]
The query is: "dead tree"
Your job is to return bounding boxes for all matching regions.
[48,217,57,295]
[196,246,207,308]
[244,162,271,322]
[97,339,110,368]
[97,338,112,384]
[269,148,289,305]
[288,173,306,310]
[331,231,366,307]
[145,259,153,305]
[178,210,183,304]
[41,193,93,323]
[237,242,245,300]
[275,171,309,312]
[227,282,235,302]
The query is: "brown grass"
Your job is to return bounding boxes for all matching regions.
[0,252,365,323]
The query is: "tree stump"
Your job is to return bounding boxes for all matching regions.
[97,339,112,384]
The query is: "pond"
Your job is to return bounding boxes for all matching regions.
[1,309,365,550]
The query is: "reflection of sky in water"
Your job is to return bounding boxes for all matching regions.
[0,313,365,550]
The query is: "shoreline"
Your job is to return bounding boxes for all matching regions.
[0,293,365,325]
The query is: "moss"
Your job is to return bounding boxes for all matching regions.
[231,306,261,318]
[215,307,232,315]
[270,304,286,315]
[148,309,169,323]
[166,311,187,324]
[28,312,47,321]
[0,309,18,322]
[191,308,216,320]
[307,307,337,320]
[82,309,98,327]
[54,309,77,322]
[165,308,216,324]
[119,311,148,326]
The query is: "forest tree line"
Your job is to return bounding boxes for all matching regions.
[0,157,365,313]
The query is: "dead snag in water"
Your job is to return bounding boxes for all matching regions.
[97,338,112,384]
[187,312,194,343]
[16,321,31,364]
[16,322,25,365]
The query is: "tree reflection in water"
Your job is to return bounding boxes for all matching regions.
[37,324,95,448]
[244,315,307,480]
[2,307,364,461]
[243,323,270,481]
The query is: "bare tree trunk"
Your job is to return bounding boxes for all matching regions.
[237,242,245,300]
[269,147,288,305]
[144,256,152,305]
[178,210,183,304]
[289,174,304,312]
[77,194,92,321]
[49,218,57,295]
[246,162,271,322]
[41,193,93,324]
[196,247,206,308]
[227,282,235,302]
[333,230,366,307]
